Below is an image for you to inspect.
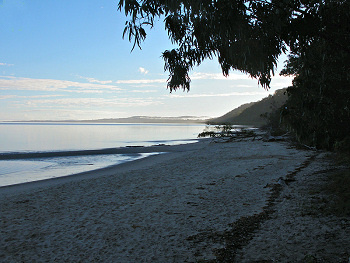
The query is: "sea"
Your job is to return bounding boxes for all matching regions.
[0,122,205,187]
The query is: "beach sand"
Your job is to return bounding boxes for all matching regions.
[0,139,349,262]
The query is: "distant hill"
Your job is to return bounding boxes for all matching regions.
[11,116,207,124]
[208,88,288,127]
[82,116,207,124]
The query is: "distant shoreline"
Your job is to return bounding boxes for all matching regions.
[0,116,208,124]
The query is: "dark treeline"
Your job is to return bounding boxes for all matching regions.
[118,0,350,151]
[280,2,350,151]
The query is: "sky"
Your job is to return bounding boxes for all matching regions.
[0,0,293,121]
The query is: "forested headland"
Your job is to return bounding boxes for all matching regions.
[208,88,288,127]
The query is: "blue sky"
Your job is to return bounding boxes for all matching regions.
[0,0,293,121]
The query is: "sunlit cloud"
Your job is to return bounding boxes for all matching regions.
[0,95,17,99]
[269,75,293,89]
[5,109,125,121]
[114,71,287,85]
[138,67,149,75]
[191,72,294,87]
[191,72,252,80]
[0,94,64,99]
[116,79,166,84]
[166,91,268,99]
[0,63,14,66]
[76,75,113,84]
[16,97,163,108]
[116,72,251,85]
[0,76,121,92]
[235,84,254,88]
[131,89,157,93]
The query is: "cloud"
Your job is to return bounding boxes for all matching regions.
[76,75,113,84]
[139,67,149,75]
[5,109,126,121]
[0,95,17,100]
[191,72,293,85]
[131,89,157,93]
[114,72,291,87]
[0,63,14,66]
[166,91,269,99]
[191,72,252,80]
[116,79,165,84]
[235,84,254,88]
[0,76,121,93]
[0,94,63,100]
[269,75,293,89]
[114,71,254,85]
[17,97,163,108]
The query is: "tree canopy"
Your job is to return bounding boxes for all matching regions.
[280,1,350,150]
[118,0,333,91]
[118,0,350,150]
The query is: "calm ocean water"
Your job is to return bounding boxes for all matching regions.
[0,122,205,186]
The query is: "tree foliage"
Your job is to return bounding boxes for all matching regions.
[118,0,350,150]
[118,0,301,91]
[281,1,350,150]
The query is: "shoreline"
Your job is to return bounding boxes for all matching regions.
[0,139,200,160]
[0,139,210,195]
[1,139,349,262]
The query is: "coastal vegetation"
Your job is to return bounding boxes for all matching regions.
[118,0,350,151]
[198,124,257,142]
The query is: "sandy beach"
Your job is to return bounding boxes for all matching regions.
[1,138,349,262]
